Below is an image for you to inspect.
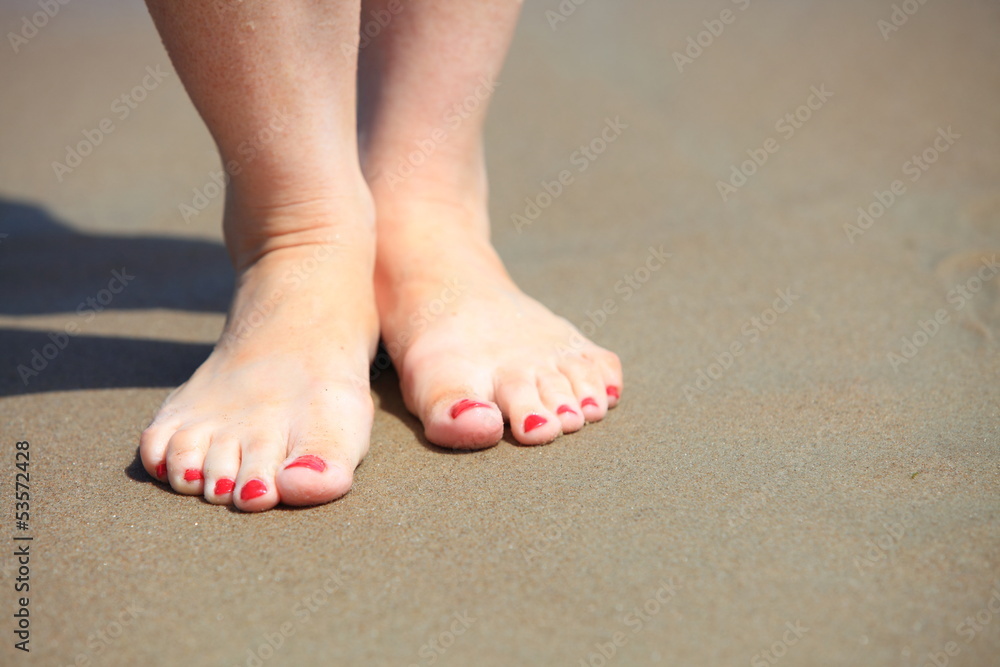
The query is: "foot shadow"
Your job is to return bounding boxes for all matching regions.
[0,199,232,316]
[0,198,227,396]
[0,327,213,396]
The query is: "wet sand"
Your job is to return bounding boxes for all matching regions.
[1,0,998,665]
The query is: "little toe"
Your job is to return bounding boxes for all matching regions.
[596,351,624,408]
[139,422,175,483]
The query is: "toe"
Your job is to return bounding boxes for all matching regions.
[537,371,585,434]
[494,373,561,446]
[233,434,284,512]
[596,350,624,408]
[411,364,503,449]
[560,359,608,423]
[203,434,241,505]
[275,393,372,506]
[429,395,503,449]
[421,394,503,449]
[164,428,211,496]
[139,422,174,482]
[275,453,353,506]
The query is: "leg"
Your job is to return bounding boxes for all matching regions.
[139,0,377,511]
[359,0,622,448]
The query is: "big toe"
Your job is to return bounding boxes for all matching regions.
[424,395,504,449]
[276,453,355,506]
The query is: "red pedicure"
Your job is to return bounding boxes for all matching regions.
[557,405,578,416]
[285,455,326,473]
[183,469,203,482]
[214,478,235,495]
[450,399,492,419]
[581,397,599,409]
[240,479,267,501]
[606,385,620,400]
[523,414,548,433]
[155,461,167,478]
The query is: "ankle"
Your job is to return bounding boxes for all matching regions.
[365,141,488,214]
[223,177,376,271]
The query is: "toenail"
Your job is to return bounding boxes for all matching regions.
[523,414,548,433]
[240,479,267,501]
[183,469,203,482]
[581,397,599,409]
[556,405,578,416]
[450,399,492,419]
[606,385,620,400]
[214,478,235,495]
[155,461,167,478]
[285,455,326,473]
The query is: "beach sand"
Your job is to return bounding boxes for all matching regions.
[1,0,998,664]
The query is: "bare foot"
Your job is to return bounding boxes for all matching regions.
[140,198,378,511]
[374,193,622,449]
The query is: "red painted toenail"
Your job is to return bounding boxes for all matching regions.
[557,405,578,416]
[523,414,548,433]
[606,385,620,400]
[450,399,492,419]
[240,479,267,501]
[214,478,235,495]
[285,455,327,473]
[183,469,203,482]
[581,397,599,409]
[155,461,167,478]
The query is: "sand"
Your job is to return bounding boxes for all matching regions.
[1,0,998,665]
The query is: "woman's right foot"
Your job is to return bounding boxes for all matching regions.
[139,197,379,512]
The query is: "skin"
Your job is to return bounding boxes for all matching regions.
[139,0,623,511]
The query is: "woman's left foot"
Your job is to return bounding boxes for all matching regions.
[374,192,622,449]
